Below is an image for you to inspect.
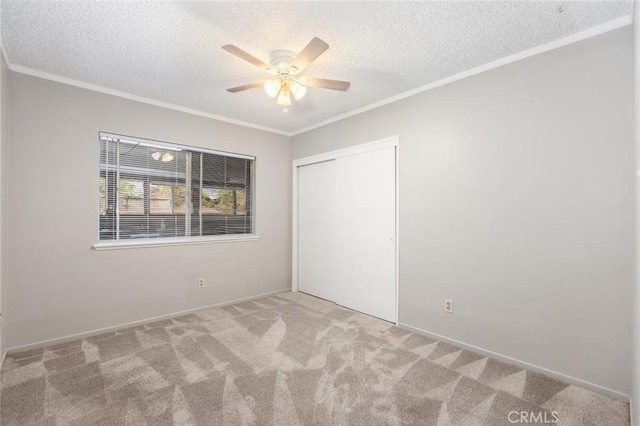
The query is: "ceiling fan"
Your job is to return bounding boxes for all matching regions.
[223,37,350,110]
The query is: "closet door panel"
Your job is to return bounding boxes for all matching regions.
[334,146,396,322]
[297,160,338,302]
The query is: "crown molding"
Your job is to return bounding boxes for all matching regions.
[5,63,293,137]
[291,15,633,136]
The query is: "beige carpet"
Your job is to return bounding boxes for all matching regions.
[0,291,630,425]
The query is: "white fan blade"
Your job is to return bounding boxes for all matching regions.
[226,81,264,93]
[304,77,350,91]
[292,38,329,72]
[223,45,269,70]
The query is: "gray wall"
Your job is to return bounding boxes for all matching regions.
[293,27,634,395]
[6,73,292,349]
[0,53,8,357]
[633,6,639,424]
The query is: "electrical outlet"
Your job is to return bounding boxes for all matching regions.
[198,278,205,288]
[445,299,454,313]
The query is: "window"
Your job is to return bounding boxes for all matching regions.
[98,132,254,242]
[149,183,185,215]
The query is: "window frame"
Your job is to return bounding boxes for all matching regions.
[93,132,259,250]
[149,181,186,216]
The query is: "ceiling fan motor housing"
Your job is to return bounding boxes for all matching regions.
[268,50,299,76]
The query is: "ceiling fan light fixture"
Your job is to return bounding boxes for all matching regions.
[264,80,280,98]
[290,81,307,100]
[276,82,292,106]
[224,38,350,109]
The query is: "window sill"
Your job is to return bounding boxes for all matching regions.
[92,235,260,251]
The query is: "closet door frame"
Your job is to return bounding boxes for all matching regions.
[292,136,400,325]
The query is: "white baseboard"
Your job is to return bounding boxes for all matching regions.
[398,322,631,403]
[5,288,290,355]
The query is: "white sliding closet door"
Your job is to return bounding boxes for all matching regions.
[296,142,397,323]
[298,160,338,302]
[334,146,396,321]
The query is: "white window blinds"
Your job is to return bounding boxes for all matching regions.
[99,133,254,241]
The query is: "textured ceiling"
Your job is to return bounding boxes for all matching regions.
[1,1,633,135]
